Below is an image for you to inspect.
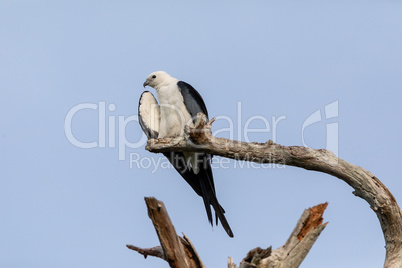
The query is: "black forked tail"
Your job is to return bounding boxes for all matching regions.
[198,160,234,238]
[163,152,234,237]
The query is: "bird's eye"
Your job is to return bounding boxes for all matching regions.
[152,75,156,79]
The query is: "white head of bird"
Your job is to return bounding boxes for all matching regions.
[143,71,178,90]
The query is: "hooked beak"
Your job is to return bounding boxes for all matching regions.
[143,81,149,88]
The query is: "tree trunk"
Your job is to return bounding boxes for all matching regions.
[128,197,328,268]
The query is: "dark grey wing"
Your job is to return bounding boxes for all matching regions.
[177,81,208,122]
[138,91,160,139]
[163,152,227,207]
[176,81,233,238]
[163,152,201,195]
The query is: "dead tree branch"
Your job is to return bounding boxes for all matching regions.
[126,244,165,260]
[233,203,327,268]
[146,113,402,268]
[127,197,205,268]
[128,197,327,268]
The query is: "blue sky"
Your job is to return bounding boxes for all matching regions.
[1,1,402,267]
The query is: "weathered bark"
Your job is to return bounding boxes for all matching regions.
[179,234,205,268]
[230,203,327,268]
[126,244,165,260]
[146,113,402,268]
[128,198,326,268]
[145,197,188,267]
[228,257,238,268]
[127,197,205,268]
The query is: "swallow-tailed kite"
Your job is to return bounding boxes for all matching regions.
[138,71,233,237]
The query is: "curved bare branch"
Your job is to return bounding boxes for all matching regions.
[146,113,402,268]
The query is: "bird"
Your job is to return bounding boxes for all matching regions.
[138,71,233,237]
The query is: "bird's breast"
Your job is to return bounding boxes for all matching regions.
[157,85,192,138]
